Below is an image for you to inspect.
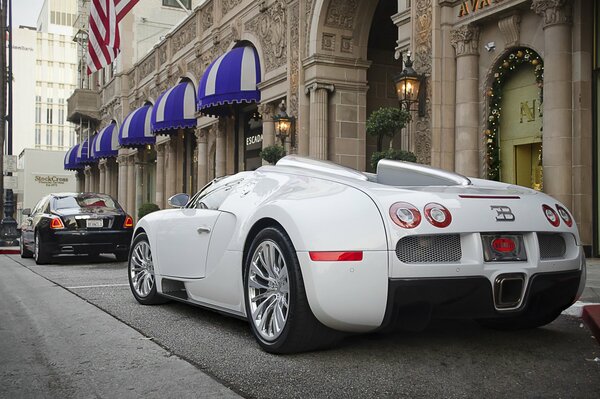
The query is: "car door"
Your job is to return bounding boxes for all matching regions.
[22,196,48,248]
[154,183,239,279]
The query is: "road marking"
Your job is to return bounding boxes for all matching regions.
[66,283,130,289]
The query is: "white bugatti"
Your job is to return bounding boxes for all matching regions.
[128,156,586,353]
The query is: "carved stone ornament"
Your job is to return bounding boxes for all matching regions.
[340,36,353,54]
[304,0,315,57]
[195,127,208,143]
[531,0,572,27]
[231,18,243,42]
[325,0,357,30]
[322,33,336,51]
[413,0,433,165]
[139,55,156,81]
[497,14,520,47]
[202,3,214,30]
[222,0,242,16]
[257,102,276,121]
[288,2,300,116]
[158,44,168,66]
[172,18,197,56]
[245,0,287,72]
[450,24,480,57]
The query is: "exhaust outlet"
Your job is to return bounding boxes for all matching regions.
[494,273,525,309]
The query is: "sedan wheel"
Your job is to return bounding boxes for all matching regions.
[244,227,339,354]
[128,233,168,305]
[34,232,50,265]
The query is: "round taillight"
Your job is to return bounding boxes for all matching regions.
[556,204,572,227]
[424,203,452,228]
[389,202,421,229]
[492,237,516,253]
[542,204,560,227]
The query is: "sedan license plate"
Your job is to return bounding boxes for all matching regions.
[86,219,103,228]
[481,233,527,262]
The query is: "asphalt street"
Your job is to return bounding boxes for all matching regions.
[1,253,599,398]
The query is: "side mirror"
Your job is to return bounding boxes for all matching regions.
[22,208,31,216]
[168,193,190,208]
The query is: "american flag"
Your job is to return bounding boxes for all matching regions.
[86,0,139,75]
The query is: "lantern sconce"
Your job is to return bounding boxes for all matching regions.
[273,100,295,147]
[392,51,426,117]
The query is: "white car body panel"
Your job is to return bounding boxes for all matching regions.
[133,156,586,333]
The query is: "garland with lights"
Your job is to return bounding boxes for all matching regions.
[485,48,544,181]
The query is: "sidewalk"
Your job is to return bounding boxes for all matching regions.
[579,258,600,345]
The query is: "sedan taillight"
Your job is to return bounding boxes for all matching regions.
[50,217,65,229]
[123,215,134,228]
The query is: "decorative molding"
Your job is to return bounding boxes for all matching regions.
[325,0,357,30]
[231,17,243,42]
[450,23,480,57]
[258,102,276,120]
[304,0,315,57]
[340,36,353,54]
[413,0,433,165]
[158,44,168,66]
[531,0,572,28]
[195,127,208,143]
[288,1,300,117]
[497,14,520,47]
[321,33,336,51]
[304,82,335,95]
[245,0,287,72]
[139,55,156,81]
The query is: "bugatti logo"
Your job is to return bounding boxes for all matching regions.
[490,205,515,222]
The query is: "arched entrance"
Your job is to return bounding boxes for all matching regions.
[485,48,544,190]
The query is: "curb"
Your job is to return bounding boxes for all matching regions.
[582,304,600,345]
[0,247,19,255]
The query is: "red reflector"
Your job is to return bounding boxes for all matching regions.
[491,238,516,253]
[123,215,134,228]
[309,251,363,262]
[50,217,64,229]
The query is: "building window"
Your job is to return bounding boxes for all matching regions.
[35,127,41,146]
[58,128,64,147]
[58,98,65,124]
[162,0,191,9]
[46,98,53,124]
[35,96,41,123]
[69,130,75,146]
[46,127,52,146]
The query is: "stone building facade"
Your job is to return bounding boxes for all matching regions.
[67,0,597,255]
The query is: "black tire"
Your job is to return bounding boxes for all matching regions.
[34,231,51,265]
[243,226,340,354]
[114,251,128,262]
[128,233,169,305]
[20,234,33,258]
[477,309,562,330]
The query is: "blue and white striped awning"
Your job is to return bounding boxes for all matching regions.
[76,139,94,165]
[92,123,119,158]
[64,144,83,170]
[119,104,155,147]
[197,46,261,117]
[151,81,196,134]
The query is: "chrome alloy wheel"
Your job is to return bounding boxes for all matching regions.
[34,233,40,260]
[248,240,290,342]
[130,240,155,298]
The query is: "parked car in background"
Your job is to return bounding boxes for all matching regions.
[127,156,586,354]
[20,193,134,264]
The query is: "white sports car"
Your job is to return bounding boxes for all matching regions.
[128,156,586,353]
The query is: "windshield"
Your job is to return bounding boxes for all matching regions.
[53,194,120,211]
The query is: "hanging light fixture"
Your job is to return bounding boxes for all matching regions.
[393,51,426,117]
[273,100,295,146]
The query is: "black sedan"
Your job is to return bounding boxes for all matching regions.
[20,193,134,264]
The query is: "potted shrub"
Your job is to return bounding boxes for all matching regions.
[260,145,286,165]
[138,203,160,220]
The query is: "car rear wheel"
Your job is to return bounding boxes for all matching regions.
[244,226,340,354]
[20,233,33,258]
[34,231,50,265]
[128,233,168,305]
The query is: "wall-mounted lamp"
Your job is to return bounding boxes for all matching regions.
[484,41,496,52]
[393,52,426,117]
[273,100,295,147]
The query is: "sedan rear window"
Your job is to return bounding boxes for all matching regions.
[54,194,119,211]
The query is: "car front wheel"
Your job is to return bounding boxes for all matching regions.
[244,226,340,354]
[34,231,50,265]
[128,233,168,305]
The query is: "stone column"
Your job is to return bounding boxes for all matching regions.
[84,167,91,192]
[166,139,177,204]
[135,152,144,220]
[155,143,165,209]
[451,24,480,178]
[258,102,276,153]
[532,0,573,209]
[127,155,135,216]
[214,121,226,178]
[104,159,111,195]
[117,154,127,206]
[305,82,334,160]
[76,170,84,192]
[98,161,106,194]
[195,127,208,189]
